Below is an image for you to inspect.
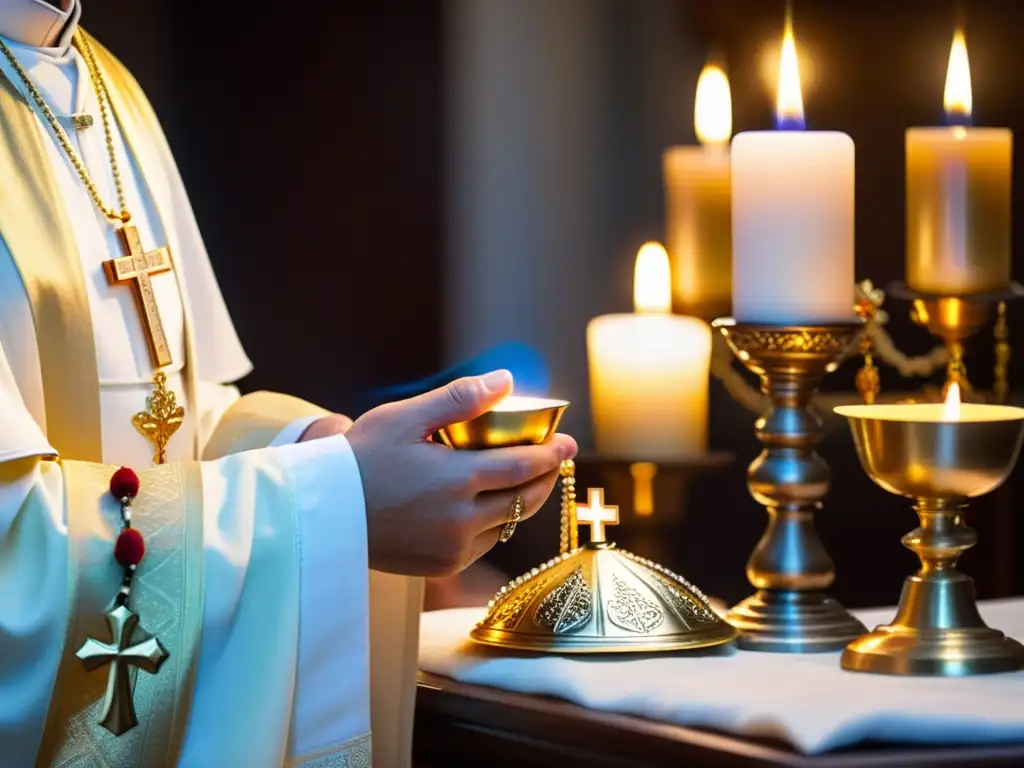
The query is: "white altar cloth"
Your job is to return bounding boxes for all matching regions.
[418,598,1024,754]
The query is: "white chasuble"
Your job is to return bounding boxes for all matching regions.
[0,19,419,768]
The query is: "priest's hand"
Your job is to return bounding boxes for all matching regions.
[345,370,578,576]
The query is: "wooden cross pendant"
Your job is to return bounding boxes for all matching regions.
[576,487,620,545]
[76,604,169,736]
[103,224,174,369]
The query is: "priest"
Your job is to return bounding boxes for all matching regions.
[0,2,577,766]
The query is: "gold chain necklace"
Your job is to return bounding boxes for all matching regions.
[0,31,130,223]
[0,30,184,465]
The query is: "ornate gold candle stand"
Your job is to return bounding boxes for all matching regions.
[470,461,737,653]
[888,281,1023,400]
[712,318,868,652]
[835,400,1024,675]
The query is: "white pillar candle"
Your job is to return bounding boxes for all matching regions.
[731,14,855,324]
[587,243,712,460]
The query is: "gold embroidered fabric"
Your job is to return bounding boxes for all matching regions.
[35,461,203,767]
[0,28,206,464]
[0,69,102,462]
[286,732,372,768]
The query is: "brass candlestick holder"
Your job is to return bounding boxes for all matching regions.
[836,399,1024,675]
[889,281,1024,400]
[712,318,867,652]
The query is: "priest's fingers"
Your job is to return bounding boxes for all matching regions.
[467,525,508,564]
[471,467,561,533]
[466,435,576,493]
[398,370,513,438]
[466,469,555,560]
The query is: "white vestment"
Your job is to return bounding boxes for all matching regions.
[0,3,419,766]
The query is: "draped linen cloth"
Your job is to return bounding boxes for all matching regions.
[420,602,1024,755]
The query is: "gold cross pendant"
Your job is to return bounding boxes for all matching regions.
[103,224,173,370]
[76,604,169,736]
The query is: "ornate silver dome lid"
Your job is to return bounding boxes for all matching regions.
[470,471,737,654]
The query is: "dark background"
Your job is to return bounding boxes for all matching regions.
[81,0,1024,608]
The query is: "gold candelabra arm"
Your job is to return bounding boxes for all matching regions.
[559,460,578,554]
[897,283,1024,401]
[854,340,880,405]
[994,301,1010,404]
[709,334,767,415]
[867,323,949,378]
[851,280,946,385]
[854,282,882,404]
[945,341,971,397]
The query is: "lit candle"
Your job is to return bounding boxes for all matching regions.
[731,12,855,324]
[662,60,733,319]
[836,381,1024,493]
[906,28,1012,296]
[587,243,711,459]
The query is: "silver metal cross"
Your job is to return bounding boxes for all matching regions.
[76,604,169,735]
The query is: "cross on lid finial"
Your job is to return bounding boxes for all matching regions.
[576,487,619,544]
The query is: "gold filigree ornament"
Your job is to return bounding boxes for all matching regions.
[470,460,736,654]
[132,371,184,465]
[854,280,886,404]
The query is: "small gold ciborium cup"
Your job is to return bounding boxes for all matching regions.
[836,395,1024,676]
[713,318,868,652]
[437,395,569,449]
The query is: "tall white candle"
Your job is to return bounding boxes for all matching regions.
[905,29,1012,296]
[663,61,732,320]
[731,14,855,324]
[587,243,712,460]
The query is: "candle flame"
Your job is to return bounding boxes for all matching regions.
[775,8,805,129]
[694,63,732,146]
[943,28,972,121]
[634,242,672,314]
[943,381,962,421]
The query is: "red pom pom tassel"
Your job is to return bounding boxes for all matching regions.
[110,467,140,500]
[114,528,145,567]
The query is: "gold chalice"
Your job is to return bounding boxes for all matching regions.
[438,395,569,449]
[836,387,1024,675]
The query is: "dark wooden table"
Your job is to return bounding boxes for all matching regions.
[414,672,1024,767]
